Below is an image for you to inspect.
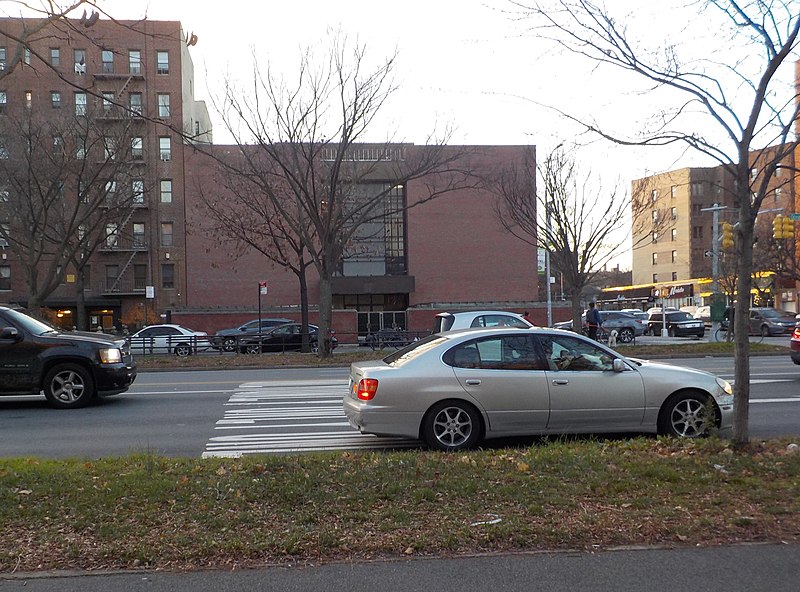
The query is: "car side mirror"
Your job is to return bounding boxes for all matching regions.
[612,358,626,373]
[0,326,20,341]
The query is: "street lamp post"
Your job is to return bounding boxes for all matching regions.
[701,204,727,342]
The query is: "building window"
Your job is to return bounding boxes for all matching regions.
[651,210,658,223]
[0,265,9,290]
[75,92,87,116]
[160,222,173,246]
[132,222,146,247]
[671,185,677,198]
[105,224,119,248]
[53,134,64,149]
[73,49,86,74]
[128,50,141,74]
[131,136,143,159]
[101,49,114,73]
[102,91,114,113]
[652,253,658,265]
[691,182,704,197]
[159,136,171,161]
[156,51,169,74]
[129,92,143,116]
[652,232,658,244]
[671,228,677,241]
[671,207,677,220]
[0,137,8,159]
[23,48,30,65]
[0,91,6,112]
[103,137,117,160]
[160,179,172,203]
[652,273,658,283]
[671,250,677,263]
[671,271,678,281]
[692,203,702,215]
[134,264,147,289]
[132,179,145,204]
[157,94,170,117]
[161,264,174,289]
[51,91,61,108]
[76,135,86,160]
[751,167,758,180]
[651,189,658,202]
[692,226,704,239]
[24,91,32,109]
[0,187,8,202]
[105,265,119,290]
[0,47,6,70]
[50,48,60,67]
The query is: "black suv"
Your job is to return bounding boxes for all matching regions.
[0,306,136,408]
[646,311,705,338]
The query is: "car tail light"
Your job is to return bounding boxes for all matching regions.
[356,378,379,400]
[792,327,800,340]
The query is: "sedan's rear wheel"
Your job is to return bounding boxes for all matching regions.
[43,363,95,409]
[618,328,634,343]
[422,401,482,451]
[244,344,261,355]
[658,392,715,438]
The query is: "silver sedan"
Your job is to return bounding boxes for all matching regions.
[343,327,734,451]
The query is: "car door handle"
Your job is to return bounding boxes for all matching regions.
[465,379,481,385]
[552,379,569,385]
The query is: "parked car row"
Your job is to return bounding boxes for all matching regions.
[552,310,644,343]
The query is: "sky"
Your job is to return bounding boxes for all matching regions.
[9,0,799,269]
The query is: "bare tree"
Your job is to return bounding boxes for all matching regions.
[493,144,653,328]
[516,0,800,446]
[0,101,143,317]
[195,159,317,351]
[213,33,474,357]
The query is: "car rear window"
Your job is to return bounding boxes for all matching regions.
[384,335,447,366]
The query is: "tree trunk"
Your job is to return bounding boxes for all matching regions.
[298,264,311,353]
[732,211,754,448]
[317,271,334,358]
[570,289,583,333]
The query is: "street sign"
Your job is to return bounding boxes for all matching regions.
[704,250,713,258]
[789,213,800,221]
[259,281,268,295]
[145,285,154,299]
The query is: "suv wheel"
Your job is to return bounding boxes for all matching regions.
[43,363,95,409]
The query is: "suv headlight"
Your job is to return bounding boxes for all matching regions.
[99,348,122,364]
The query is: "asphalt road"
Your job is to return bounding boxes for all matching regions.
[0,355,798,459]
[0,544,797,591]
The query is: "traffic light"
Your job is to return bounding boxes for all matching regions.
[721,222,734,250]
[773,215,785,239]
[782,216,794,239]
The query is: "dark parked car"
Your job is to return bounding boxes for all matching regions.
[747,308,796,336]
[212,318,293,352]
[238,323,337,354]
[552,311,644,343]
[647,311,705,338]
[790,326,800,364]
[0,306,136,408]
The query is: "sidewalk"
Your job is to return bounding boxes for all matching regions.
[1,544,797,591]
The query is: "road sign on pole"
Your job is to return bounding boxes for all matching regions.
[788,213,800,221]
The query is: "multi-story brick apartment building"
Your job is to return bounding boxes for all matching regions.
[0,16,541,335]
[0,17,210,329]
[624,144,798,310]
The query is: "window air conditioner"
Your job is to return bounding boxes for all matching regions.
[160,153,171,162]
[75,63,86,74]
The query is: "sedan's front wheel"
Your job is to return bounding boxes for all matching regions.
[174,344,192,357]
[244,344,262,355]
[658,392,716,438]
[618,328,634,343]
[422,401,482,451]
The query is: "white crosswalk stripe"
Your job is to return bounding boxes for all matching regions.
[203,381,415,458]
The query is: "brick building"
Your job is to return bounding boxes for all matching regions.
[0,16,542,335]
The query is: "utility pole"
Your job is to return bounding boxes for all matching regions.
[701,204,727,342]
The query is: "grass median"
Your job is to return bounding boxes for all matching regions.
[1,437,799,572]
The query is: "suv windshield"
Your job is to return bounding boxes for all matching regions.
[3,308,57,336]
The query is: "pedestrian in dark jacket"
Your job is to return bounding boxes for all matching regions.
[586,302,602,341]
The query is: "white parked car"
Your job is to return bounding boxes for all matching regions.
[128,324,211,357]
[433,310,533,333]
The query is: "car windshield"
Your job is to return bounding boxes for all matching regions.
[384,335,447,366]
[3,308,58,336]
[670,312,692,321]
[759,309,783,318]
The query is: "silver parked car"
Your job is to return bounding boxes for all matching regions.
[433,310,533,333]
[343,327,733,451]
[128,324,211,357]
